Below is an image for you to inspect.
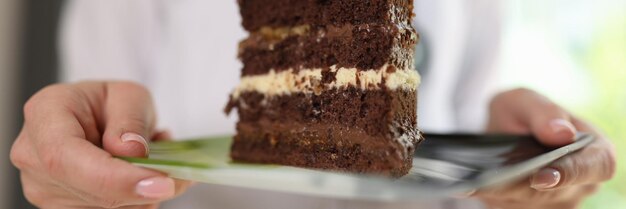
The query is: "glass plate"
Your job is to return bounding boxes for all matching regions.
[120,133,594,201]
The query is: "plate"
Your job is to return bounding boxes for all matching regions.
[121,133,594,201]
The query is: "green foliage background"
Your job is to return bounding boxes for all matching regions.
[577,12,626,209]
[499,2,624,208]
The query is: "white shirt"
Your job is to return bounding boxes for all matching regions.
[60,1,501,208]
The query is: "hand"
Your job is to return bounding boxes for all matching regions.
[474,88,616,209]
[10,81,191,209]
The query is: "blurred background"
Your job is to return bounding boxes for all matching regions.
[497,1,626,209]
[1,0,624,209]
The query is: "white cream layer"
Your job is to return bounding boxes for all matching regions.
[232,64,420,98]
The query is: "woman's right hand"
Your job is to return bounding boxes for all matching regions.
[10,81,191,209]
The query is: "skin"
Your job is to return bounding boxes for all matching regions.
[476,88,617,209]
[10,82,616,209]
[10,82,191,209]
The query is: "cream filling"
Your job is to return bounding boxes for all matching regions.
[231,64,420,98]
[257,25,311,40]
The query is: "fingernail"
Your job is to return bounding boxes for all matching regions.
[136,177,175,199]
[531,168,561,190]
[121,133,149,156]
[550,119,577,140]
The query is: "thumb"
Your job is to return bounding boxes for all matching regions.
[102,82,157,157]
[489,88,577,147]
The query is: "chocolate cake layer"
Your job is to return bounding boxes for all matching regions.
[232,122,413,177]
[238,0,414,31]
[227,87,422,176]
[240,24,418,76]
[228,88,418,138]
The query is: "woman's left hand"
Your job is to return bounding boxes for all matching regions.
[474,88,617,209]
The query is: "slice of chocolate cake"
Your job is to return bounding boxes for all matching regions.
[226,0,423,177]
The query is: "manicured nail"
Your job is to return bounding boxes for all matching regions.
[136,177,175,199]
[550,119,577,140]
[531,168,561,190]
[121,133,149,156]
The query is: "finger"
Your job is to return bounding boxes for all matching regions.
[152,130,173,142]
[41,136,176,207]
[149,131,194,195]
[24,86,175,207]
[473,177,575,203]
[538,131,615,190]
[530,118,616,190]
[10,131,36,171]
[173,179,194,198]
[478,182,599,208]
[21,169,94,208]
[489,88,577,146]
[530,168,561,190]
[20,172,52,208]
[101,82,157,158]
